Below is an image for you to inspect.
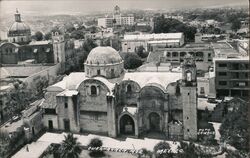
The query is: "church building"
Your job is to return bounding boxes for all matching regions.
[0,10,65,65]
[42,46,198,140]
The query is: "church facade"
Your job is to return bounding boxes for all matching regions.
[42,46,198,140]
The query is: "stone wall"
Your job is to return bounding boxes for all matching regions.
[57,96,79,132]
[79,111,108,134]
[116,80,141,105]
[25,63,62,88]
[78,79,110,133]
[78,79,110,112]
[139,86,167,132]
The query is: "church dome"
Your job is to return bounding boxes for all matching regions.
[8,22,31,37]
[85,46,123,65]
[7,9,31,44]
[84,46,124,79]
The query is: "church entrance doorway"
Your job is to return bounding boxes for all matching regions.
[64,119,70,131]
[48,120,53,130]
[149,112,160,131]
[120,114,135,135]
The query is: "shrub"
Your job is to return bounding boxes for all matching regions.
[88,138,105,157]
[153,141,173,158]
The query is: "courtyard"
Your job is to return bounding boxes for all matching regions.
[12,121,222,158]
[13,132,180,158]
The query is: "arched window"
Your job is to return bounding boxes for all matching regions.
[111,69,115,77]
[167,52,171,57]
[97,69,100,75]
[127,84,132,93]
[186,71,192,82]
[172,52,178,57]
[91,86,97,95]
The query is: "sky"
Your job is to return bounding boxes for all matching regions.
[0,0,249,16]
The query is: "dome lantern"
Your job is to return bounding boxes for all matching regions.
[15,8,21,22]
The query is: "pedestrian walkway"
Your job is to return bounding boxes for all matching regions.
[12,141,51,158]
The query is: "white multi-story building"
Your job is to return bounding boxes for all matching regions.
[97,5,134,28]
[121,33,185,52]
[97,17,114,28]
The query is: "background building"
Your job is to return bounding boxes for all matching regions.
[122,33,184,53]
[97,5,134,28]
[214,56,249,98]
[147,43,214,71]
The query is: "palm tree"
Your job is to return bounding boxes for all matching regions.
[60,133,82,158]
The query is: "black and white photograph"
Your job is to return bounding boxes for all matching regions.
[0,0,249,157]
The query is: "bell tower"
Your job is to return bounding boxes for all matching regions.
[52,31,65,71]
[181,54,197,140]
[113,5,122,26]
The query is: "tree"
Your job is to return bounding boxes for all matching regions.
[87,26,99,33]
[82,38,97,61]
[70,30,85,39]
[44,32,52,40]
[111,38,121,51]
[100,38,111,47]
[219,99,249,152]
[231,19,241,32]
[153,141,173,158]
[0,130,10,158]
[88,138,105,157]
[138,148,153,158]
[153,15,197,42]
[60,133,82,158]
[34,76,49,98]
[176,142,198,158]
[136,45,148,58]
[123,53,143,70]
[5,81,34,116]
[34,31,44,41]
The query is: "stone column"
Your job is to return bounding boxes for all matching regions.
[107,94,117,137]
